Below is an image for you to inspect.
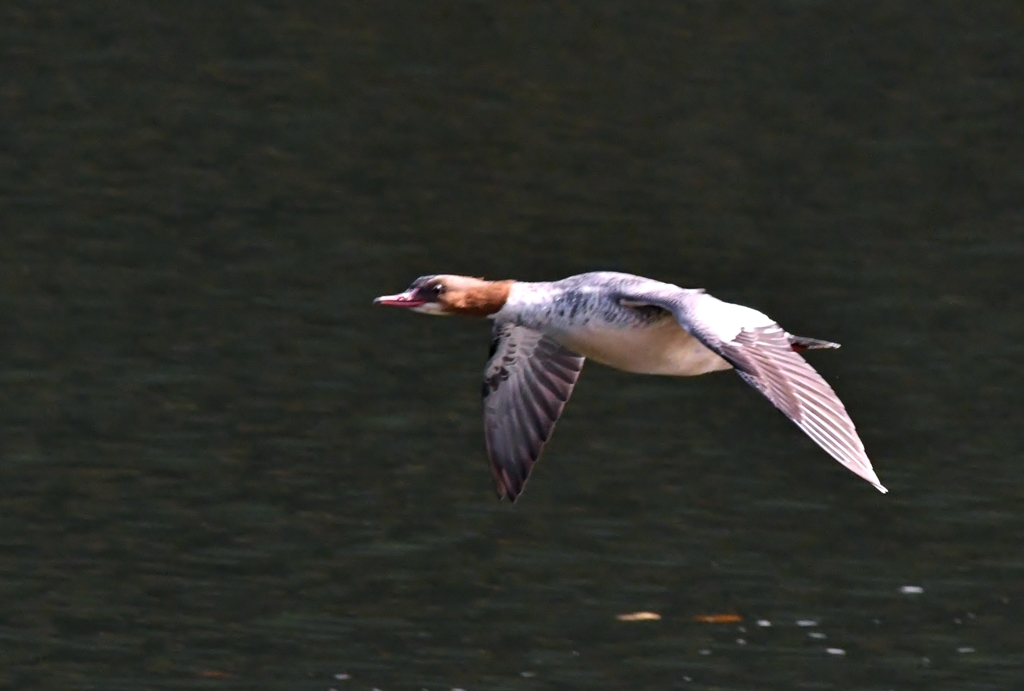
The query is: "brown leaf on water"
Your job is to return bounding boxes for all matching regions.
[694,613,742,623]
[199,670,234,679]
[616,611,661,621]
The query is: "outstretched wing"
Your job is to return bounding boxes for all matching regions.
[482,323,585,502]
[718,323,886,492]
[615,287,887,493]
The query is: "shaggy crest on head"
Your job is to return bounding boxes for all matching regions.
[374,274,513,316]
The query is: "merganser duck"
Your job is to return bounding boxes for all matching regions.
[375,272,886,501]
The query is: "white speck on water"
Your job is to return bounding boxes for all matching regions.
[683,676,692,682]
[796,619,818,627]
[809,632,827,639]
[756,619,772,627]
[900,585,924,594]
[334,674,350,680]
[736,638,747,645]
[826,648,846,656]
[699,649,712,655]
[957,647,975,654]
[520,671,535,678]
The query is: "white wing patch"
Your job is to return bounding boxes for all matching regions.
[690,293,775,342]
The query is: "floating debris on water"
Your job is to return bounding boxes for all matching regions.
[826,648,846,656]
[694,613,742,623]
[699,649,712,655]
[617,611,661,621]
[736,638,747,645]
[334,674,350,680]
[796,619,819,627]
[756,619,772,627]
[957,647,975,654]
[900,585,924,594]
[520,671,535,678]
[808,632,827,639]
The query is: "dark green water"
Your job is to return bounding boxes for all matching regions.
[3,1,1024,689]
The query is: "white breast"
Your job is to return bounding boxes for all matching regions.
[554,318,732,376]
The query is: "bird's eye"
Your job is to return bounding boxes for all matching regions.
[432,284,445,295]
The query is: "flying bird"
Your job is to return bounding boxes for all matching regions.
[375,272,886,501]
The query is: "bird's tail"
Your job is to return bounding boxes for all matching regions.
[788,334,841,352]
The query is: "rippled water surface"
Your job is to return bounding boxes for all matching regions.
[3,2,1024,689]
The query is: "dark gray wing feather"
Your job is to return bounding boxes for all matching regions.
[483,323,585,502]
[613,288,887,493]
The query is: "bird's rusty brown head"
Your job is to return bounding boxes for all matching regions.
[374,275,513,317]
